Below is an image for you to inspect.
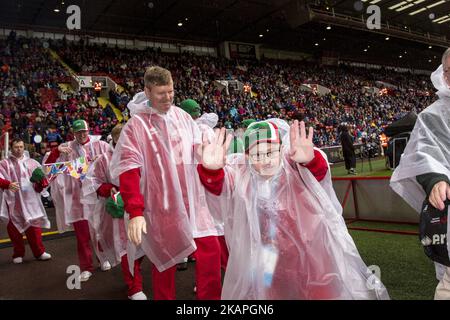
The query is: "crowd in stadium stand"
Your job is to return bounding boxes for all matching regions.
[0,36,120,157]
[0,35,437,159]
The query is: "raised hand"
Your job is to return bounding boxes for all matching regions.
[58,144,72,155]
[201,128,232,170]
[289,120,315,164]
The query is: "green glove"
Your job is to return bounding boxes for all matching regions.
[30,168,45,183]
[105,192,125,219]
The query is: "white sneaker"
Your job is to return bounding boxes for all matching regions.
[128,291,147,300]
[37,252,52,261]
[13,257,23,264]
[101,261,111,271]
[78,271,92,282]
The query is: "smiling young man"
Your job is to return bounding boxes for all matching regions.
[45,119,110,282]
[110,66,223,300]
[0,139,51,264]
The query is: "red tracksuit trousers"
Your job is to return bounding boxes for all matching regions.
[7,221,45,259]
[72,219,94,272]
[120,255,144,297]
[151,235,223,300]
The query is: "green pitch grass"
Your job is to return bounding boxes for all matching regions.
[347,220,418,233]
[331,157,392,177]
[331,159,436,299]
[349,225,437,300]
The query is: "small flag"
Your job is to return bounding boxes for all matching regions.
[43,156,90,181]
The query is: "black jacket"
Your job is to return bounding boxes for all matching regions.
[416,173,450,197]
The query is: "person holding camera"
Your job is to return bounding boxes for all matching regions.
[339,124,357,175]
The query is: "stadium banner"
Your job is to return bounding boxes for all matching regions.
[299,83,331,96]
[92,76,108,88]
[229,42,257,60]
[78,76,93,88]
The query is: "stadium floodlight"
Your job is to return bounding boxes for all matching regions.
[427,0,446,8]
[432,15,449,22]
[396,3,415,11]
[385,37,390,40]
[326,25,331,30]
[437,17,450,23]
[409,7,426,15]
[389,1,407,9]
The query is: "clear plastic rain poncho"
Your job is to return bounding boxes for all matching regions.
[110,92,221,272]
[0,153,50,233]
[206,119,390,299]
[49,137,109,232]
[196,112,218,142]
[391,64,450,213]
[390,64,450,276]
[81,144,127,267]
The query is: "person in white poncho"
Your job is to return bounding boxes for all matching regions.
[0,138,52,264]
[45,119,110,282]
[197,119,390,299]
[110,66,224,300]
[390,48,450,299]
[82,124,147,300]
[178,99,229,284]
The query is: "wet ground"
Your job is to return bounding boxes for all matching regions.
[0,208,197,300]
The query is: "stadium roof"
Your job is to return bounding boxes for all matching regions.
[1,0,449,68]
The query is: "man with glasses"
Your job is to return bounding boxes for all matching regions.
[197,120,390,299]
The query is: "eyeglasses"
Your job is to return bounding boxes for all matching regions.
[249,150,280,162]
